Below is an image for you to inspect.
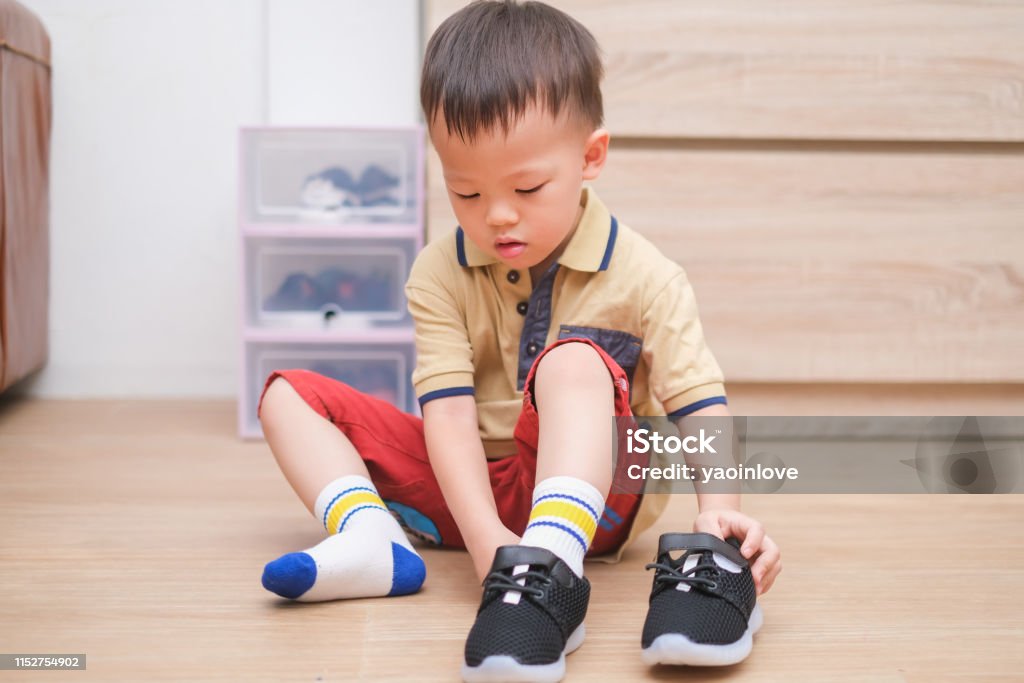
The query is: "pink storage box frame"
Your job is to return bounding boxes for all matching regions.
[237,124,426,438]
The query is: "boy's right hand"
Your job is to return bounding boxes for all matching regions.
[467,525,522,583]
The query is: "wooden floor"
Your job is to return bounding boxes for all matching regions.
[1,398,1022,682]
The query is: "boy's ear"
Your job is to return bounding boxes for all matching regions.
[581,127,610,181]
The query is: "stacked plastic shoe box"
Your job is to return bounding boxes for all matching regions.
[238,127,424,438]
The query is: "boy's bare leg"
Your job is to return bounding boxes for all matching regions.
[257,377,425,601]
[260,377,370,513]
[533,342,614,495]
[514,341,614,576]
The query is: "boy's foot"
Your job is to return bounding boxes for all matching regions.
[462,545,589,683]
[641,532,762,666]
[261,475,426,602]
[261,526,425,602]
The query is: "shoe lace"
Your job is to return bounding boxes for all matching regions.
[645,551,720,590]
[484,569,553,598]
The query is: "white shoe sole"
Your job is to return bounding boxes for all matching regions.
[461,623,586,683]
[641,604,763,666]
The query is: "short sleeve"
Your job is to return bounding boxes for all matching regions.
[404,244,476,406]
[641,270,726,416]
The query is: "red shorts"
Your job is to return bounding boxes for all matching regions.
[257,337,642,556]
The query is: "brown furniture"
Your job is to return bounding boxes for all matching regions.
[0,0,51,392]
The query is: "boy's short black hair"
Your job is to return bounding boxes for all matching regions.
[421,0,604,141]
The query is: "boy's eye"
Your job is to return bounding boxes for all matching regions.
[453,191,479,200]
[516,183,545,194]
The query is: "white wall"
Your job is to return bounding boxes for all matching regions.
[18,0,423,397]
[268,1,422,125]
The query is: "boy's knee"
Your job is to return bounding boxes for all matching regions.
[259,376,299,423]
[535,341,610,388]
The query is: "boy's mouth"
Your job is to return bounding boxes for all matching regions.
[495,238,526,259]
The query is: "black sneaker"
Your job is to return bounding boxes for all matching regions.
[641,532,763,666]
[462,545,589,683]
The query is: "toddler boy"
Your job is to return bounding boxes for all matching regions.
[258,1,780,680]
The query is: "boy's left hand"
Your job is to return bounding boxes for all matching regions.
[693,509,781,596]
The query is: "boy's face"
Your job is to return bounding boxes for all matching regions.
[430,105,609,273]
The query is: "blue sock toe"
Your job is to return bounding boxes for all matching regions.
[388,543,426,596]
[262,552,317,599]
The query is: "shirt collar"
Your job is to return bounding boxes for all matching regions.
[455,186,618,272]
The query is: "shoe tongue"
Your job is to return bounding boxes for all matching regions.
[490,546,559,608]
[666,548,715,573]
[696,549,718,575]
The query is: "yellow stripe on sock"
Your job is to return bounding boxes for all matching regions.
[325,491,387,534]
[529,500,598,544]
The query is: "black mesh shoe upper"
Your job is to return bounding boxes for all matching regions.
[464,545,590,667]
[642,533,757,648]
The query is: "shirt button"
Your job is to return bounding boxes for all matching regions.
[516,301,528,315]
[507,270,520,284]
[526,342,539,355]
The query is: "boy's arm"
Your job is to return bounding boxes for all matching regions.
[405,252,515,579]
[422,394,520,581]
[674,403,781,594]
[674,402,738,514]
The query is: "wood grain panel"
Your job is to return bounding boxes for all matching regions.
[427,145,1024,382]
[599,145,1024,382]
[425,0,1024,141]
[690,260,1022,382]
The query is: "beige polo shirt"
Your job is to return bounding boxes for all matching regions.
[405,187,726,560]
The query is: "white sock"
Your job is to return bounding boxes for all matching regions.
[519,476,605,577]
[261,475,425,601]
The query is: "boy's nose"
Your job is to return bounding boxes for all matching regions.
[485,202,518,228]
